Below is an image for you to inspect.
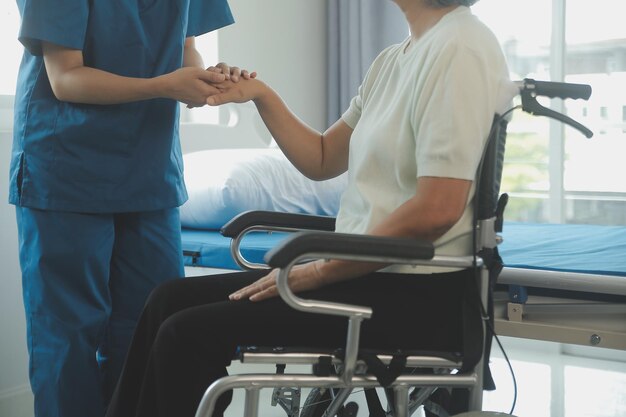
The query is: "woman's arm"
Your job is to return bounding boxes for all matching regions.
[368,176,471,242]
[207,78,352,180]
[230,176,473,302]
[42,40,225,107]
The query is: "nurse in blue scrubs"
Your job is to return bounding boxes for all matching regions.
[9,1,238,417]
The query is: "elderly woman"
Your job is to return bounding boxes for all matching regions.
[105,0,512,416]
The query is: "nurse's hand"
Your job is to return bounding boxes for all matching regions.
[207,62,257,83]
[160,67,226,107]
[228,261,326,302]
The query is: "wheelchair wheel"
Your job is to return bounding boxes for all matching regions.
[300,388,358,417]
[300,388,331,417]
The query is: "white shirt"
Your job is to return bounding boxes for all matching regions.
[336,6,514,273]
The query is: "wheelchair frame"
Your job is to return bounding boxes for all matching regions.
[193,79,593,417]
[195,250,489,417]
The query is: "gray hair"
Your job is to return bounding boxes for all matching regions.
[425,0,479,7]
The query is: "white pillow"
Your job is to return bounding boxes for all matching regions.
[180,148,347,230]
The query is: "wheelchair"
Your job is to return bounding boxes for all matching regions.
[194,79,593,417]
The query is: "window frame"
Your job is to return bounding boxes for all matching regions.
[548,0,567,223]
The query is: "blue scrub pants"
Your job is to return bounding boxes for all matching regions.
[16,207,184,417]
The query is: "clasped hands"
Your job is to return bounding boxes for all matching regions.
[172,61,258,108]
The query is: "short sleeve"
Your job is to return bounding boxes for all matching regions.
[415,42,499,180]
[17,0,89,56]
[187,0,234,37]
[340,42,403,130]
[340,86,363,129]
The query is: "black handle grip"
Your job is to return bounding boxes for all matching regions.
[524,78,592,100]
[221,210,335,238]
[265,231,434,269]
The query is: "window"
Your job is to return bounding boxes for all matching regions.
[0,2,20,130]
[473,0,626,225]
[0,2,20,97]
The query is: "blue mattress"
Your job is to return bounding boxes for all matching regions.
[501,222,626,277]
[182,222,626,277]
[182,229,287,270]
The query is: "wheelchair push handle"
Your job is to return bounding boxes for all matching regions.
[519,78,592,100]
[516,78,594,138]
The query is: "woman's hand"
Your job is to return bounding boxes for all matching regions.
[197,62,259,108]
[207,62,257,82]
[229,261,326,302]
[206,77,267,106]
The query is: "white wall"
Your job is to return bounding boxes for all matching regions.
[218,0,328,132]
[0,2,328,416]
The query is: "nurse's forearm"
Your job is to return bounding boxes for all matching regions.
[47,66,223,106]
[47,65,165,104]
[42,41,223,106]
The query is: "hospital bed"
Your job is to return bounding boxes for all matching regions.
[178,80,624,416]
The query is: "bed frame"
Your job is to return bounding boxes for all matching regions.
[494,223,626,350]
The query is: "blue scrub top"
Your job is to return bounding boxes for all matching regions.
[9,0,234,213]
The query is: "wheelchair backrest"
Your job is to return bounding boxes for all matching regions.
[476,115,508,223]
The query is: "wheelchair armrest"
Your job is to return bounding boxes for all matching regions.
[266,231,435,318]
[220,210,336,238]
[266,231,479,318]
[265,230,434,269]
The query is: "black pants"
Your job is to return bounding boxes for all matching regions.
[105,269,479,417]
